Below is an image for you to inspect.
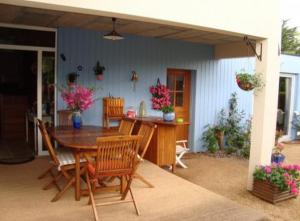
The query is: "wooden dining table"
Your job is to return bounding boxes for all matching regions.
[49,125,121,201]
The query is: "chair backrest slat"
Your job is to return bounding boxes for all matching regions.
[36,119,60,165]
[57,110,72,126]
[137,122,157,159]
[119,118,136,135]
[86,135,141,178]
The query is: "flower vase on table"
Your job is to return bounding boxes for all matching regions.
[60,85,98,129]
[72,111,82,129]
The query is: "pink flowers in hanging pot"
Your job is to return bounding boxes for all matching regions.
[149,78,171,110]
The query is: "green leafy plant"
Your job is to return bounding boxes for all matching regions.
[161,105,174,114]
[236,70,264,91]
[253,164,300,195]
[225,93,246,150]
[202,125,219,153]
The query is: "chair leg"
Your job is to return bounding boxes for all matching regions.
[43,172,63,190]
[38,165,55,179]
[51,177,75,202]
[121,176,133,200]
[86,173,99,221]
[134,173,154,188]
[176,151,188,168]
[129,187,140,216]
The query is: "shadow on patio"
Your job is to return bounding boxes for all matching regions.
[0,158,269,221]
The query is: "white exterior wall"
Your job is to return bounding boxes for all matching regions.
[4,0,279,39]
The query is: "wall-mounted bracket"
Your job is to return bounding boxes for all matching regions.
[243,36,262,61]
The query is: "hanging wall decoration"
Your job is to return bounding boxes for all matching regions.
[93,61,106,81]
[131,71,138,91]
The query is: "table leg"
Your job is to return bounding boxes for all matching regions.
[74,150,81,201]
[172,163,176,173]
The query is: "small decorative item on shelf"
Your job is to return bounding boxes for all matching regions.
[126,106,136,118]
[93,61,105,81]
[138,101,147,117]
[236,70,264,91]
[176,117,184,123]
[271,142,285,164]
[131,71,138,91]
[60,85,98,129]
[161,105,175,122]
[67,72,79,87]
[252,164,300,203]
[149,78,171,110]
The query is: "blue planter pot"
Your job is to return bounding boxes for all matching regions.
[163,112,175,122]
[271,154,285,164]
[72,112,82,129]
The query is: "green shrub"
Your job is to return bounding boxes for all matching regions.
[202,125,219,153]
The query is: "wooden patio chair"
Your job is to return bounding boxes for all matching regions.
[118,118,136,135]
[57,110,72,126]
[175,140,189,168]
[133,122,157,188]
[36,119,85,202]
[84,135,141,221]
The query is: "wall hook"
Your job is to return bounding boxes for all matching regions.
[243,36,262,61]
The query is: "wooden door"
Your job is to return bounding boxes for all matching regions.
[167,69,191,141]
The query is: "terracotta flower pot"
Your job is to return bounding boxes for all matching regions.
[96,74,103,81]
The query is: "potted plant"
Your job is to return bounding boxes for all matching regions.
[271,142,285,164]
[252,164,300,203]
[236,70,264,91]
[161,105,175,122]
[67,72,79,87]
[93,61,105,80]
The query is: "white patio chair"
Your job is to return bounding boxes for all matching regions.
[176,140,189,168]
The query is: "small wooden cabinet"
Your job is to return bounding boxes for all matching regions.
[131,116,189,172]
[102,97,124,128]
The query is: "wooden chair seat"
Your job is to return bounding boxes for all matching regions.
[36,119,85,202]
[84,135,141,221]
[119,118,136,135]
[133,122,157,188]
[56,150,86,170]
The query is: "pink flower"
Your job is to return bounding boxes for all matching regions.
[61,85,95,112]
[149,83,171,110]
[291,187,298,195]
[264,166,272,174]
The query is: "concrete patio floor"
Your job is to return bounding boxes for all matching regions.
[0,157,269,221]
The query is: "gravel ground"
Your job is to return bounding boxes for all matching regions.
[175,144,300,221]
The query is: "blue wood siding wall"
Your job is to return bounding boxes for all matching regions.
[57,27,254,152]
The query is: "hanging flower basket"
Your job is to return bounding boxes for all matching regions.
[236,71,264,92]
[236,78,255,91]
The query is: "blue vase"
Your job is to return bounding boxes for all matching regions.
[271,154,285,164]
[72,111,82,129]
[163,112,175,122]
